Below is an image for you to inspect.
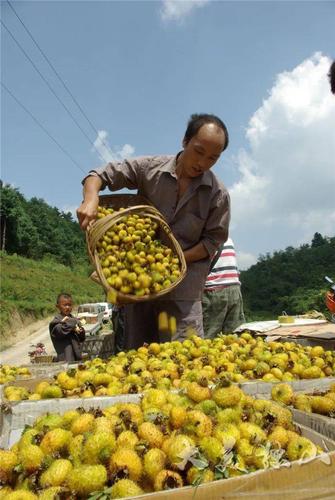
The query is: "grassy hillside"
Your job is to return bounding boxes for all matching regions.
[0,252,104,345]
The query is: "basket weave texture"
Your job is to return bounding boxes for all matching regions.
[31,355,54,364]
[86,194,187,304]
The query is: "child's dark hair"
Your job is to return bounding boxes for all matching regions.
[56,293,72,303]
[184,113,229,151]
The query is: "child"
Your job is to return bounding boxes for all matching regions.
[49,293,86,362]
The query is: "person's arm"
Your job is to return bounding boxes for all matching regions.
[184,242,209,263]
[188,189,230,263]
[77,158,148,230]
[77,176,102,230]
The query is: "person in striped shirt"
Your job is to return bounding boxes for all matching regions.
[202,237,245,338]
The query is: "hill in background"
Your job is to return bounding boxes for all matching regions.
[240,232,335,320]
[0,183,104,346]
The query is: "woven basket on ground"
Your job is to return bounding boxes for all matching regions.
[31,355,54,364]
[86,194,187,304]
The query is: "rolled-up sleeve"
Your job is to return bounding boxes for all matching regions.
[82,157,147,191]
[201,189,230,258]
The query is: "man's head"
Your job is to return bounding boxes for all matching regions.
[180,113,229,178]
[329,61,335,94]
[56,293,73,316]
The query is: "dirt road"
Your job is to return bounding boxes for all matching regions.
[0,318,56,366]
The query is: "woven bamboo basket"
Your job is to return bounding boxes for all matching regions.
[86,194,187,304]
[31,355,54,364]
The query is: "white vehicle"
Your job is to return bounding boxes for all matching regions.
[98,302,113,323]
[77,303,105,330]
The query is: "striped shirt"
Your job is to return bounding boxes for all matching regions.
[205,238,241,290]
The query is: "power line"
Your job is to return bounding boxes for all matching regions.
[6,0,112,155]
[1,81,86,174]
[1,18,110,163]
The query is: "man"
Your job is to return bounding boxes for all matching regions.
[202,237,245,338]
[77,114,230,349]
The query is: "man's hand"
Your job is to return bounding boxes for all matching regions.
[77,197,99,230]
[77,176,102,230]
[61,316,69,322]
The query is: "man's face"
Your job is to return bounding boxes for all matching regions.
[57,297,73,316]
[180,123,226,178]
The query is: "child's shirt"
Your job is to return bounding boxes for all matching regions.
[49,314,85,361]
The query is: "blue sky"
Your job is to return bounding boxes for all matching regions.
[1,0,335,268]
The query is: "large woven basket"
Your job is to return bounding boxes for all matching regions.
[86,194,187,304]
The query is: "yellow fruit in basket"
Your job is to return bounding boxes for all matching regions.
[109,449,143,482]
[302,366,322,379]
[310,346,324,357]
[286,436,317,461]
[6,492,38,500]
[71,413,95,435]
[0,449,18,483]
[57,372,78,390]
[67,464,108,496]
[40,429,72,455]
[20,445,44,473]
[95,206,182,299]
[310,395,335,415]
[28,393,41,400]
[268,426,289,449]
[271,383,294,406]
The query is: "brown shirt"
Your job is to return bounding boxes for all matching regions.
[84,155,230,300]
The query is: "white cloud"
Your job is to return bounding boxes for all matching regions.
[160,0,210,22]
[228,53,335,268]
[92,130,135,163]
[237,251,257,271]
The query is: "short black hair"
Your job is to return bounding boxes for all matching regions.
[329,61,335,94]
[184,113,229,151]
[56,293,72,304]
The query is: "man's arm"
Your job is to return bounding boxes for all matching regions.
[77,157,147,230]
[77,176,103,230]
[183,242,209,264]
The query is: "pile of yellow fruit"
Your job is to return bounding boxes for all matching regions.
[96,206,182,297]
[4,334,335,402]
[0,386,325,499]
[271,382,335,417]
[0,365,31,385]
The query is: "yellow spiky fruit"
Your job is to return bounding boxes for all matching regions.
[19,445,44,473]
[109,449,143,482]
[37,487,63,500]
[286,436,317,461]
[116,430,139,450]
[39,459,72,487]
[40,429,71,455]
[109,479,144,498]
[154,469,183,491]
[6,492,38,500]
[138,422,164,448]
[67,465,108,495]
[71,413,95,435]
[82,432,116,464]
[143,448,167,480]
[0,449,18,483]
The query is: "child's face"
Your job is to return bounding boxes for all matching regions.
[57,297,73,316]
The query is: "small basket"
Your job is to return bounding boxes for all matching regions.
[86,194,187,304]
[31,355,54,364]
